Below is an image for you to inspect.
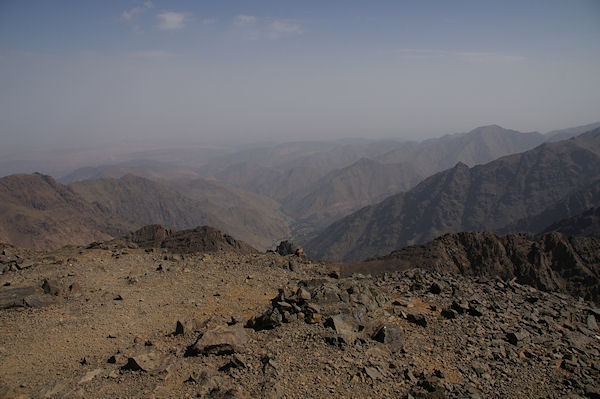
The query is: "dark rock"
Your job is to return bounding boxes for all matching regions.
[121,351,170,374]
[288,260,300,272]
[275,240,298,256]
[42,279,62,296]
[441,308,458,319]
[406,311,427,327]
[219,355,247,372]
[451,300,469,314]
[585,384,600,399]
[429,283,442,295]
[419,376,441,393]
[246,308,283,331]
[506,330,530,346]
[468,304,484,317]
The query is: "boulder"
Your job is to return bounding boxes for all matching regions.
[190,325,247,355]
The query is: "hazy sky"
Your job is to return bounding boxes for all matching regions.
[1,0,599,153]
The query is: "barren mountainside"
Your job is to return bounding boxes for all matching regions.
[378,125,547,176]
[542,207,600,238]
[282,158,422,229]
[70,174,290,250]
[0,173,131,249]
[305,128,600,261]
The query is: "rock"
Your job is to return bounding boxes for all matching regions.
[306,313,322,324]
[468,304,484,317]
[68,283,82,294]
[441,308,458,319]
[174,319,201,336]
[585,384,600,399]
[262,355,281,378]
[122,351,170,374]
[219,354,247,372]
[190,325,247,355]
[174,320,186,335]
[371,323,404,352]
[298,287,311,301]
[406,311,427,327]
[587,315,598,330]
[419,376,442,393]
[246,308,283,331]
[288,260,300,272]
[325,314,359,343]
[107,353,127,364]
[328,271,341,279]
[451,300,469,314]
[41,279,62,296]
[275,241,297,256]
[364,366,384,381]
[429,283,442,295]
[506,330,530,346]
[0,286,55,309]
[78,368,103,384]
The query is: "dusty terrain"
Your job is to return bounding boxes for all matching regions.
[1,236,599,398]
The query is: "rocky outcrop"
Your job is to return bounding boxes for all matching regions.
[124,224,258,255]
[355,231,600,304]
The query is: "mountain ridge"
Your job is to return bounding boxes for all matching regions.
[305,128,600,261]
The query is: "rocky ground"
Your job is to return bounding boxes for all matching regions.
[1,240,599,398]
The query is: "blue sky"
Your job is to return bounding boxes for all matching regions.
[1,1,599,151]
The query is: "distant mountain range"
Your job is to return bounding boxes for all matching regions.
[305,128,600,261]
[2,122,599,254]
[203,124,590,235]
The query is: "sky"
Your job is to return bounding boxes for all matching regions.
[1,0,599,153]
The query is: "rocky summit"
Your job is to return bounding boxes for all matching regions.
[1,235,599,398]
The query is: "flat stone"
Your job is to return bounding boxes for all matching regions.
[364,366,384,381]
[371,323,404,352]
[587,315,598,331]
[190,325,247,355]
[79,368,103,384]
[0,286,56,309]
